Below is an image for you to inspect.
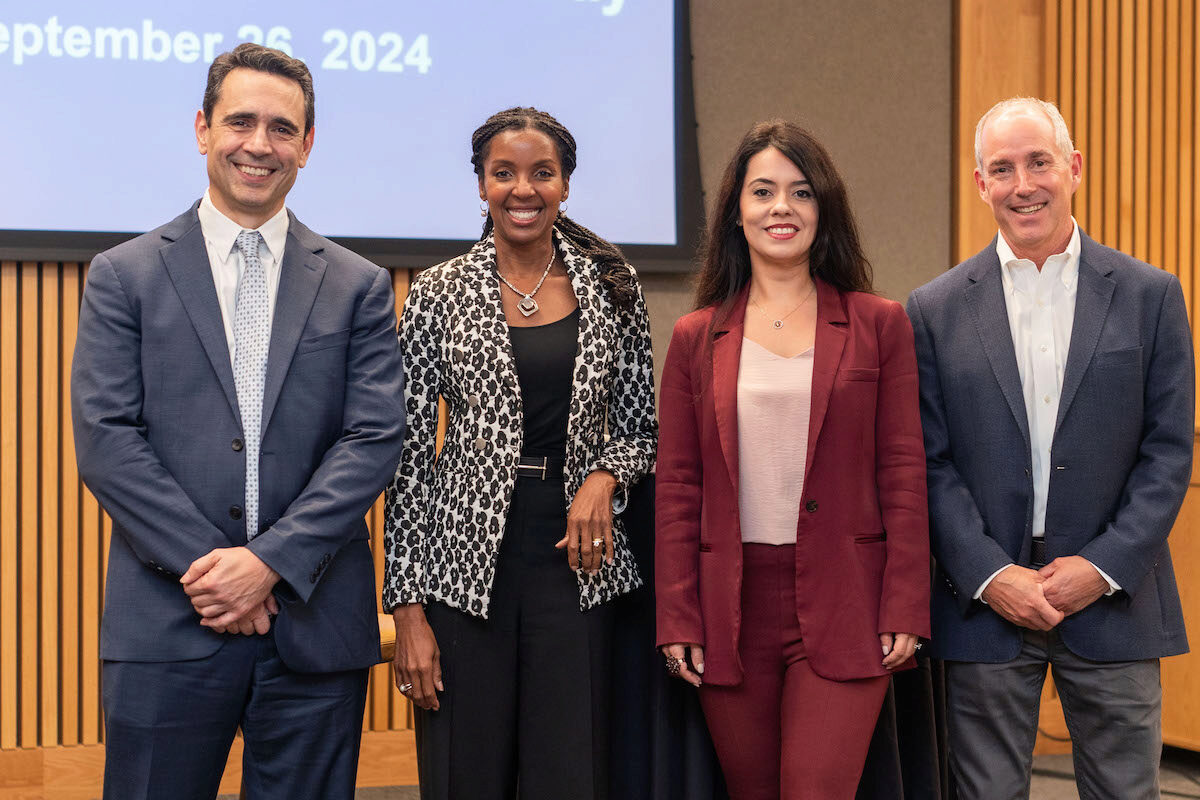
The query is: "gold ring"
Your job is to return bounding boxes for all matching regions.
[592,538,603,547]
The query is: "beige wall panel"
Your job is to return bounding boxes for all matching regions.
[688,0,952,304]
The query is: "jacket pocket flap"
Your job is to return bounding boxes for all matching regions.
[839,367,880,382]
[297,328,350,354]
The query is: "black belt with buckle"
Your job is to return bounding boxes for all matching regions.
[1030,538,1047,568]
[516,455,565,480]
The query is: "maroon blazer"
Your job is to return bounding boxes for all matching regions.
[655,281,930,685]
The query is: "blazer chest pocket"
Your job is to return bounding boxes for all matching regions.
[838,367,879,382]
[1093,346,1142,370]
[297,328,350,355]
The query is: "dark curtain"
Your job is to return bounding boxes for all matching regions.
[610,475,950,800]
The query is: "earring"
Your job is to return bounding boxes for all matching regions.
[559,202,568,214]
[480,201,489,217]
[735,219,743,226]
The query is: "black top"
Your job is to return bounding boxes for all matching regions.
[508,308,579,457]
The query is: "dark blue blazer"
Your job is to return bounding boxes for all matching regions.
[71,203,405,673]
[906,231,1193,663]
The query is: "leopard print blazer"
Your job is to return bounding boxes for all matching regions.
[382,230,657,617]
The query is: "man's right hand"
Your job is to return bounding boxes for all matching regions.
[392,603,443,711]
[981,565,1065,630]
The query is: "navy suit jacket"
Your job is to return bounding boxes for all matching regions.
[71,203,405,673]
[906,230,1193,663]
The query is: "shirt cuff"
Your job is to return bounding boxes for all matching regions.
[1085,559,1121,595]
[974,564,1014,602]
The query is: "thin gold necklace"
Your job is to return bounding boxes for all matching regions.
[749,283,816,330]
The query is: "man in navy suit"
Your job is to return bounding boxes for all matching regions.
[71,43,404,799]
[907,97,1193,799]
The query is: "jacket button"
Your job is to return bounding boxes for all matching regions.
[805,500,818,513]
[232,438,244,452]
[229,505,243,520]
[468,394,480,408]
[474,437,487,451]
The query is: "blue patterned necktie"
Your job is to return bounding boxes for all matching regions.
[234,230,269,539]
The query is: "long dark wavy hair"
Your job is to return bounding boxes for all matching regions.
[693,120,873,315]
[470,107,636,309]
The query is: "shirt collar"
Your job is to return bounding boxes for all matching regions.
[996,219,1080,293]
[198,190,290,263]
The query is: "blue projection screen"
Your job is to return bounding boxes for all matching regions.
[0,1,694,261]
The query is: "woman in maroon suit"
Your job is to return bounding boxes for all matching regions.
[656,120,930,800]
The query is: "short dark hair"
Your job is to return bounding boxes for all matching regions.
[694,120,873,312]
[470,107,636,309]
[203,43,315,135]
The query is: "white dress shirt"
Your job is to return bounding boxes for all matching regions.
[974,221,1119,599]
[197,191,289,361]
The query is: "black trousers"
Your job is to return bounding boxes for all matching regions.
[416,474,614,800]
[102,632,368,800]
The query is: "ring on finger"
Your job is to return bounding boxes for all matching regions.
[665,654,681,677]
[592,538,603,547]
[399,682,414,693]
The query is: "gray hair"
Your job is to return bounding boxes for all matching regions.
[974,97,1074,172]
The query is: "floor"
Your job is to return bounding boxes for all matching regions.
[1030,748,1200,799]
[219,748,1200,799]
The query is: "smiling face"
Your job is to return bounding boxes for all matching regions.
[478,128,568,251]
[195,67,313,229]
[975,107,1082,265]
[738,146,819,271]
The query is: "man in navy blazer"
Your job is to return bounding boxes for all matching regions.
[71,44,404,799]
[907,97,1193,799]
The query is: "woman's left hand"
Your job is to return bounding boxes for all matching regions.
[556,470,618,574]
[880,632,920,670]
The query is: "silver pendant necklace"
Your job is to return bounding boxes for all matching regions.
[497,252,556,317]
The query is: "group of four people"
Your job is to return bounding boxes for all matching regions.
[71,42,1192,800]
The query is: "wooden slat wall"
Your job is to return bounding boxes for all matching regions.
[0,262,416,757]
[959,0,1200,751]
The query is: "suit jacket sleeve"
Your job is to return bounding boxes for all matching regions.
[589,271,658,510]
[1076,274,1195,591]
[245,265,406,603]
[71,253,231,576]
[382,271,441,610]
[654,316,705,647]
[874,302,932,638]
[907,290,1013,612]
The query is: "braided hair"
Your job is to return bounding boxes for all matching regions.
[470,107,637,310]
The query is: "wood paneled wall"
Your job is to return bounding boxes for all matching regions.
[0,261,418,794]
[958,0,1200,752]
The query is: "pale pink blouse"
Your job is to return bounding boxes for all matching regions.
[736,338,814,545]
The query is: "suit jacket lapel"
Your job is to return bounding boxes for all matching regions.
[261,216,327,436]
[964,246,1031,446]
[1055,235,1115,433]
[711,290,747,495]
[466,236,520,396]
[558,232,603,454]
[159,204,241,423]
[804,279,847,476]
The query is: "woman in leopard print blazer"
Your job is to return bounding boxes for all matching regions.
[382,107,657,800]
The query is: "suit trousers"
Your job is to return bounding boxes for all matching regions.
[102,630,369,800]
[946,628,1162,800]
[698,544,889,800]
[415,474,613,800]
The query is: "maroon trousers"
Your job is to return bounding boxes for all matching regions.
[698,544,889,800]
